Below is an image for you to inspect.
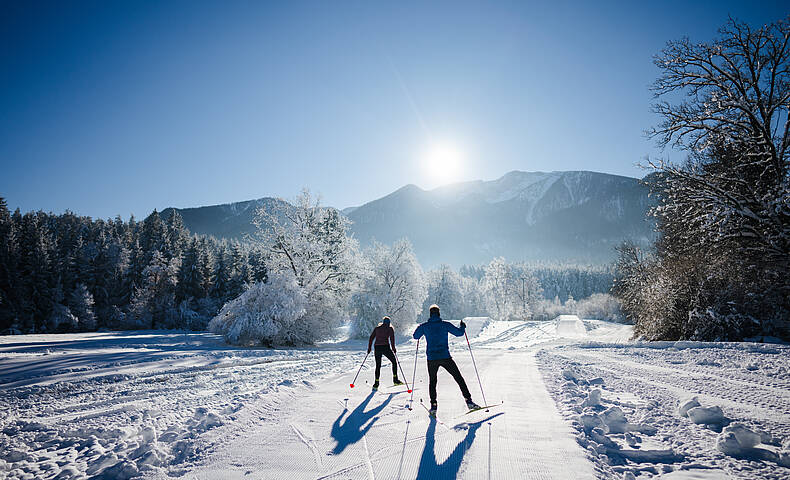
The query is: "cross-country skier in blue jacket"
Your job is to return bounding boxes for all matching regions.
[413,304,480,416]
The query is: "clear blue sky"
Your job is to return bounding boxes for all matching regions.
[1,1,787,219]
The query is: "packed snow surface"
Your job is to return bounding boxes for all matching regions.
[1,319,787,479]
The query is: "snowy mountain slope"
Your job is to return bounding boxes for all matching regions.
[160,197,289,240]
[161,170,654,265]
[347,170,654,266]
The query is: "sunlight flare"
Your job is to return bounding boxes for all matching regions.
[421,141,465,186]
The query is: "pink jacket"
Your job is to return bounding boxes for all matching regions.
[368,324,395,351]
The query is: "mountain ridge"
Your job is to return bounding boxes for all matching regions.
[162,170,655,266]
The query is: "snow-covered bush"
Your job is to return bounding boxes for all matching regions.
[209,272,308,346]
[575,293,624,323]
[350,239,426,336]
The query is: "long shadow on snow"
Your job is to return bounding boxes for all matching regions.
[416,412,503,478]
[331,391,393,455]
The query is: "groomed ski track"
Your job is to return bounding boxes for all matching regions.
[179,347,594,479]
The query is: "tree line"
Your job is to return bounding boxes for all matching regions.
[0,190,621,343]
[0,199,266,334]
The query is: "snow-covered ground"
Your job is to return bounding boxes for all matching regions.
[0,318,787,479]
[537,337,790,479]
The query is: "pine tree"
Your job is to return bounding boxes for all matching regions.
[0,198,20,330]
[70,283,97,331]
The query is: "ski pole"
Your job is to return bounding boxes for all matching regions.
[408,339,419,409]
[350,350,370,388]
[393,350,412,394]
[465,331,489,410]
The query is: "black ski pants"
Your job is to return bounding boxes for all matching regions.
[374,345,397,380]
[427,357,471,404]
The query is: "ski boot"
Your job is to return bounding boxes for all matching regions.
[466,399,482,411]
[429,402,437,417]
[372,380,379,391]
[393,376,404,386]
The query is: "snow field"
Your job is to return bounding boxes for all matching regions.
[0,332,362,479]
[3,319,786,480]
[537,340,790,479]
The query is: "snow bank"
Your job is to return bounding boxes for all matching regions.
[537,340,790,480]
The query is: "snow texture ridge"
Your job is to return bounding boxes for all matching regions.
[537,340,790,479]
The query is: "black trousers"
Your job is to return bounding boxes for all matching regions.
[374,345,397,380]
[427,357,471,404]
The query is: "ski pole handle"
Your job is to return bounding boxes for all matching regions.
[350,350,370,388]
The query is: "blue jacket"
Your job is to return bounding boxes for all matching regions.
[412,313,465,360]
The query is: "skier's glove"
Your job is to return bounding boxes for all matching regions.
[460,320,466,329]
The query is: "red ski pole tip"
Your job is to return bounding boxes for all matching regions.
[350,384,354,388]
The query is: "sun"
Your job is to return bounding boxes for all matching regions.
[422,142,464,186]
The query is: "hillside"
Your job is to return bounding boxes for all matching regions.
[162,170,655,265]
[345,170,654,265]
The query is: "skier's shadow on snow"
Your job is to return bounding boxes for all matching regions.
[416,412,503,478]
[330,391,393,455]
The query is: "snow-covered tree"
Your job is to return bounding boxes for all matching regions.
[483,257,516,321]
[508,264,544,320]
[129,250,180,329]
[211,190,361,345]
[423,264,463,319]
[209,271,312,345]
[70,282,96,331]
[459,276,487,318]
[350,239,426,336]
[575,293,624,323]
[616,16,790,341]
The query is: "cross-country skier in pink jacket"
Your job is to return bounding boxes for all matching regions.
[368,316,403,390]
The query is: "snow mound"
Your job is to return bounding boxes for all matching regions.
[677,396,701,417]
[716,423,761,454]
[687,406,726,426]
[461,317,491,338]
[555,315,587,338]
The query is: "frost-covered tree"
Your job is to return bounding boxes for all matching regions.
[618,16,790,340]
[129,250,180,329]
[211,190,361,345]
[508,264,544,320]
[350,239,426,336]
[423,264,463,319]
[459,276,487,318]
[483,257,516,321]
[70,282,97,331]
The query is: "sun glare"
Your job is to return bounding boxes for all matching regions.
[422,142,464,186]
